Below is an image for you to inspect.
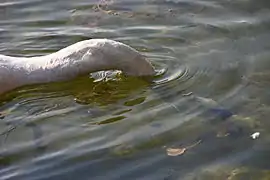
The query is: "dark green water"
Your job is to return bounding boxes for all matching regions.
[1,0,270,179]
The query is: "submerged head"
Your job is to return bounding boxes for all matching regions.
[80,39,156,77]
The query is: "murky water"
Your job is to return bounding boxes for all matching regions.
[1,0,270,179]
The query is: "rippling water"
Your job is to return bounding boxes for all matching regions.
[1,0,270,179]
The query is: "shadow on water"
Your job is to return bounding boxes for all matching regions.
[1,0,270,179]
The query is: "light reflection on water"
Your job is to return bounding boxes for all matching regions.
[1,0,270,179]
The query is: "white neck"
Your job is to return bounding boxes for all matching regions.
[0,39,155,94]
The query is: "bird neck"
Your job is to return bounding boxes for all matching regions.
[0,46,116,91]
[0,39,155,94]
[0,55,30,93]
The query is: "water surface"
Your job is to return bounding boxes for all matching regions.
[1,0,270,179]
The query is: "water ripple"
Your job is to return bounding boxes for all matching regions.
[1,0,270,179]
